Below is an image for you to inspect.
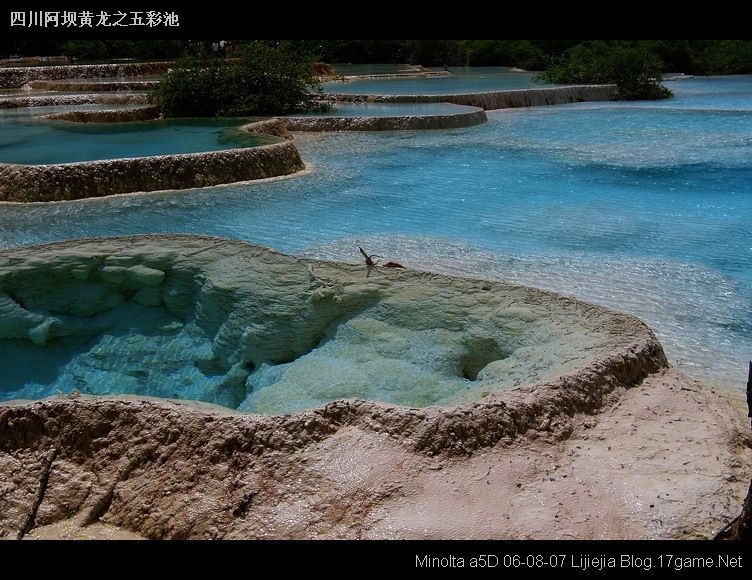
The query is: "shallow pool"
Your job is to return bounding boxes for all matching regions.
[1,76,751,396]
[323,66,544,95]
[0,117,274,165]
[331,63,412,76]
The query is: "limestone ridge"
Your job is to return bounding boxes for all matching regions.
[24,80,159,92]
[45,107,161,123]
[326,85,618,110]
[281,108,487,132]
[0,93,148,109]
[0,119,303,202]
[0,62,173,90]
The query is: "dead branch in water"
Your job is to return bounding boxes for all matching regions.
[358,247,404,269]
[358,246,382,267]
[17,447,58,540]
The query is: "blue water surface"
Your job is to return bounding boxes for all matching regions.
[1,76,751,394]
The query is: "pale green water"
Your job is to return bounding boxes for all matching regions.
[0,117,274,164]
[323,66,544,95]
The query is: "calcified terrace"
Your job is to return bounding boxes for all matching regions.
[0,66,748,540]
[1,235,748,540]
[0,235,664,413]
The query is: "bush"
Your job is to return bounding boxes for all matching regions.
[465,40,546,70]
[700,40,752,75]
[539,41,672,100]
[63,40,185,62]
[405,40,466,67]
[151,42,326,117]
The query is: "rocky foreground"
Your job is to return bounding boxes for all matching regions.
[0,235,749,539]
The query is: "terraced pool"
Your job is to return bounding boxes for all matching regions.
[0,117,274,165]
[1,75,751,403]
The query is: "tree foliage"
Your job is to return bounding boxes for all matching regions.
[539,41,673,100]
[699,40,752,74]
[151,42,325,117]
[62,40,185,61]
[464,40,546,69]
[291,39,752,76]
[4,38,752,77]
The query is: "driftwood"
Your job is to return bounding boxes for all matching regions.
[358,246,381,267]
[16,447,58,540]
[358,247,404,269]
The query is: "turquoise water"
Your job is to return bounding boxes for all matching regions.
[1,76,751,401]
[323,66,543,95]
[0,117,273,164]
[295,102,479,117]
[331,63,412,75]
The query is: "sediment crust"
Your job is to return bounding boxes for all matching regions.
[24,80,159,92]
[0,235,747,540]
[46,106,161,123]
[0,140,303,202]
[326,84,618,110]
[243,118,294,140]
[0,93,148,109]
[0,62,172,89]
[2,369,747,540]
[281,108,487,131]
[0,56,70,68]
[0,330,666,455]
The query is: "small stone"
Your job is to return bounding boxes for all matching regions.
[99,265,127,284]
[126,265,165,287]
[28,318,56,346]
[70,265,92,280]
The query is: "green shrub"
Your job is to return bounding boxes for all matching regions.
[63,40,184,62]
[539,41,672,100]
[465,40,546,70]
[700,40,752,75]
[151,42,326,117]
